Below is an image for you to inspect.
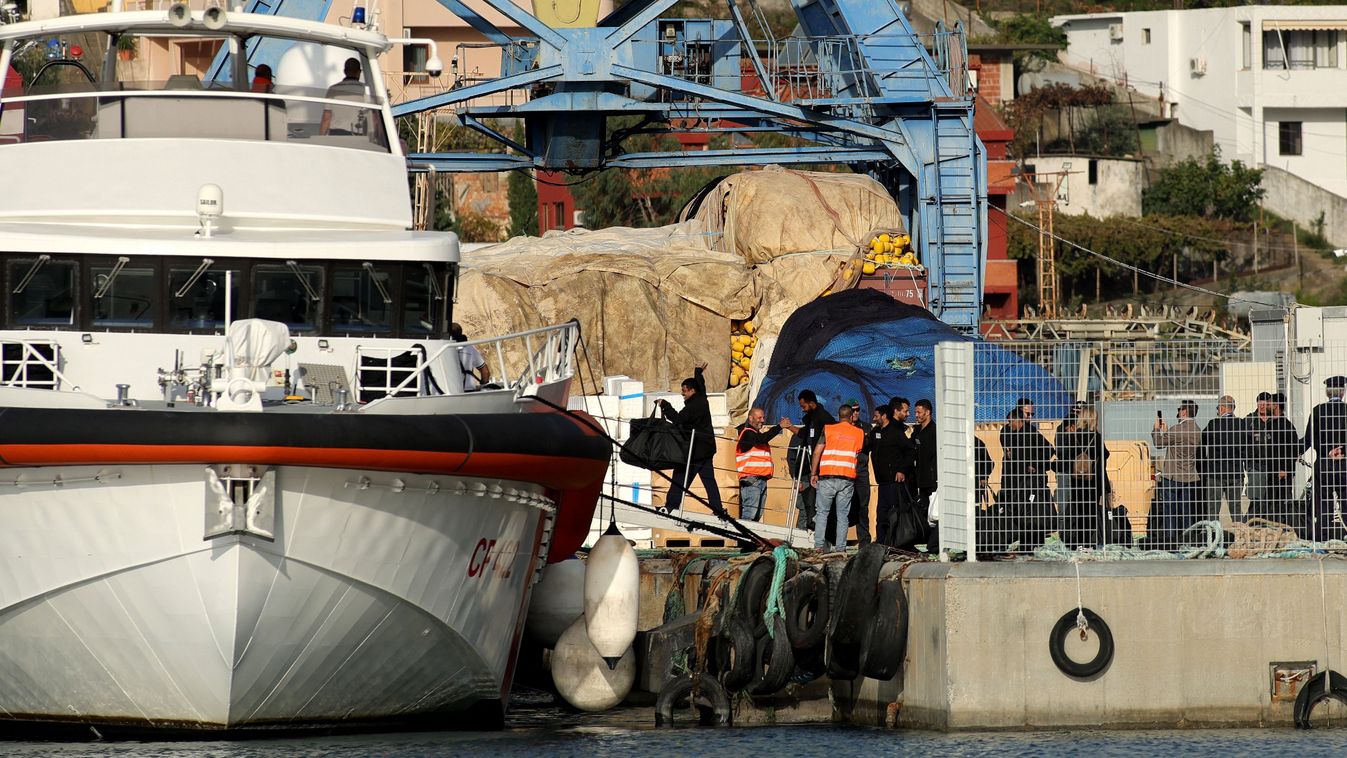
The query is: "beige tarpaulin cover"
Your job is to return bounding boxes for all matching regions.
[684,166,904,264]
[453,168,899,407]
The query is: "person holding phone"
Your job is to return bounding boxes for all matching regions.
[1152,400,1201,549]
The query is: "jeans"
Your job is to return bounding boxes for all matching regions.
[739,476,767,522]
[1152,478,1198,550]
[814,477,854,551]
[1204,473,1244,522]
[667,457,722,514]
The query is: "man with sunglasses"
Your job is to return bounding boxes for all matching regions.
[1152,400,1201,549]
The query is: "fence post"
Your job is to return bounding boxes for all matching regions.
[935,341,977,559]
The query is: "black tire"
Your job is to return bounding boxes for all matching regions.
[830,544,885,646]
[655,673,733,727]
[783,571,831,650]
[748,617,796,697]
[715,615,756,692]
[826,639,863,682]
[1048,608,1115,680]
[1294,670,1347,729]
[862,576,908,681]
[735,556,776,638]
[790,644,827,685]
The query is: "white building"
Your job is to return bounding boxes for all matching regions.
[1053,6,1347,199]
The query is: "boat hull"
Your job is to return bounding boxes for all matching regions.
[0,463,557,732]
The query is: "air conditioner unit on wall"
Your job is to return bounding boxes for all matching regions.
[1108,23,1123,41]
[1189,57,1207,75]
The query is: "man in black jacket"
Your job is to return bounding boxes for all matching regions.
[849,399,874,545]
[1201,395,1246,522]
[870,403,911,546]
[1303,376,1347,541]
[789,389,835,529]
[912,398,938,548]
[1245,391,1275,516]
[657,363,722,515]
[1000,405,1056,547]
[1265,392,1300,522]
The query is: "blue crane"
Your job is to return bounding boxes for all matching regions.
[231,0,987,332]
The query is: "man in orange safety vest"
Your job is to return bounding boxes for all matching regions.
[810,404,866,551]
[735,408,794,522]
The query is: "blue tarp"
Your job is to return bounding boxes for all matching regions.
[754,290,1072,424]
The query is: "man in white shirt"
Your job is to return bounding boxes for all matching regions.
[451,322,490,391]
[320,58,367,135]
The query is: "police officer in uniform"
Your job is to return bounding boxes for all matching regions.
[1303,375,1347,542]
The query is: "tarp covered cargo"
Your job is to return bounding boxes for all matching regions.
[753,289,1072,423]
[683,166,905,264]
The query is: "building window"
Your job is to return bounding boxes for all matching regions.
[553,202,566,230]
[1242,23,1251,69]
[1088,159,1098,185]
[1264,29,1339,70]
[1280,121,1303,156]
[1142,28,1151,44]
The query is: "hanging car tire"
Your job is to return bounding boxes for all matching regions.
[655,673,733,727]
[862,576,908,681]
[826,638,863,682]
[749,617,796,697]
[714,615,757,692]
[830,544,885,647]
[783,570,831,650]
[790,644,827,684]
[1048,608,1115,680]
[1294,670,1347,729]
[735,556,777,638]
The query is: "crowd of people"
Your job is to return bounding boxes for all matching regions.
[733,390,937,552]
[653,363,1347,552]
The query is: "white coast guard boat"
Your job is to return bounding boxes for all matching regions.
[0,6,608,734]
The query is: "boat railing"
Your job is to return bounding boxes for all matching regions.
[0,84,389,151]
[368,320,579,402]
[0,339,76,391]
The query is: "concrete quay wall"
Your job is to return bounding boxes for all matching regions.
[889,560,1347,730]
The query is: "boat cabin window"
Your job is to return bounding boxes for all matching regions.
[169,266,237,330]
[9,258,75,327]
[331,264,393,333]
[0,33,389,152]
[0,254,452,337]
[92,261,154,327]
[253,263,322,331]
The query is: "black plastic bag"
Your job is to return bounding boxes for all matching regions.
[619,413,689,471]
[888,486,928,550]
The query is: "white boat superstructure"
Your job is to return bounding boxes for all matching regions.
[0,8,610,734]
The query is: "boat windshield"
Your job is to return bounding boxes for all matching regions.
[0,33,389,151]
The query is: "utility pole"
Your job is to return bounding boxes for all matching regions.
[1018,169,1071,319]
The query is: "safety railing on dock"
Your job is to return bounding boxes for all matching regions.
[934,329,1347,559]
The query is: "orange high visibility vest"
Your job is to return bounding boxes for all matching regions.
[818,422,864,478]
[736,426,774,479]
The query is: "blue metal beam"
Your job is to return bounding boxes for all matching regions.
[408,153,534,172]
[605,0,681,45]
[607,147,894,168]
[596,0,664,28]
[460,114,531,155]
[391,64,562,117]
[610,63,920,176]
[429,0,513,46]
[440,0,565,49]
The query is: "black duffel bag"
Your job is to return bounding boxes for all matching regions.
[619,412,689,471]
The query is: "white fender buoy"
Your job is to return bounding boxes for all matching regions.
[583,521,640,669]
[551,617,635,712]
[526,558,586,648]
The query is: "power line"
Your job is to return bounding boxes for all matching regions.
[995,207,1248,304]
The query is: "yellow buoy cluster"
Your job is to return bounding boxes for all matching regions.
[729,320,757,388]
[863,232,917,275]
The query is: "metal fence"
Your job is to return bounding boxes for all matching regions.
[934,331,1347,558]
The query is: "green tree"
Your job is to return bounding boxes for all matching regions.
[571,131,734,228]
[507,170,539,238]
[987,14,1066,62]
[1142,150,1265,222]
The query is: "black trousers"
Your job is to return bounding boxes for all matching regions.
[875,481,900,546]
